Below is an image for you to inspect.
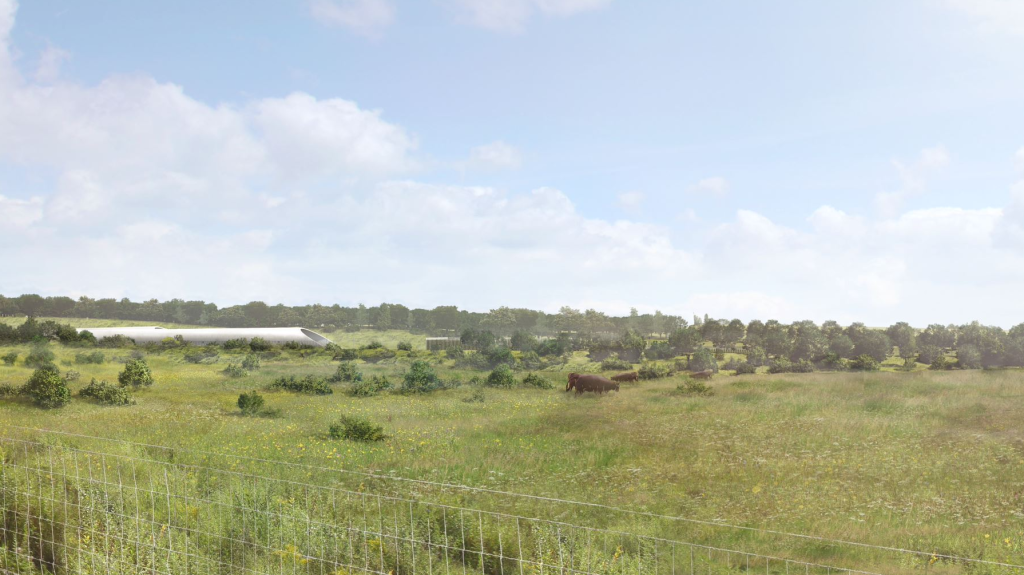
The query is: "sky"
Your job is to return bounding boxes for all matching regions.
[1,0,1023,326]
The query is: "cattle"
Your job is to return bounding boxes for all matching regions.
[572,374,620,395]
[610,371,638,382]
[690,369,714,380]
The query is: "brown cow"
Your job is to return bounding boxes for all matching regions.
[689,369,714,380]
[611,371,638,382]
[572,374,620,395]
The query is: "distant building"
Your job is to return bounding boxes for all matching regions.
[76,326,331,347]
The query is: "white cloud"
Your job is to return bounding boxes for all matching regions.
[946,0,1024,37]
[467,140,522,170]
[308,0,395,36]
[676,208,698,222]
[874,145,949,218]
[448,0,610,32]
[0,194,43,228]
[688,176,729,196]
[33,44,69,83]
[1016,146,1024,170]
[616,190,644,211]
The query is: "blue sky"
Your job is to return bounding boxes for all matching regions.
[2,0,1024,325]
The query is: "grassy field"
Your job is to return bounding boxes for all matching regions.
[2,338,1024,574]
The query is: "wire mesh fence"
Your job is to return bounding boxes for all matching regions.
[1,431,1021,575]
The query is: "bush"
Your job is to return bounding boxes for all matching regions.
[535,339,565,357]
[25,346,56,368]
[74,351,105,365]
[819,352,847,371]
[645,341,675,360]
[79,378,134,406]
[328,361,363,383]
[249,337,272,352]
[445,347,465,360]
[767,358,814,374]
[485,364,517,388]
[733,362,757,375]
[334,348,358,361]
[223,338,249,350]
[23,366,71,408]
[358,347,396,363]
[402,360,445,393]
[349,375,393,397]
[930,356,952,370]
[456,351,492,371]
[64,370,81,382]
[745,346,768,367]
[676,379,714,396]
[848,354,880,371]
[223,363,248,378]
[361,340,384,350]
[484,346,517,369]
[638,361,673,380]
[688,348,719,373]
[269,375,332,395]
[241,353,262,371]
[520,350,543,370]
[956,345,982,369]
[916,345,942,366]
[183,350,218,364]
[98,335,135,348]
[0,383,19,396]
[1,352,16,366]
[329,416,386,442]
[118,358,154,387]
[397,341,413,352]
[462,388,486,403]
[601,354,632,371]
[237,390,265,416]
[521,373,552,389]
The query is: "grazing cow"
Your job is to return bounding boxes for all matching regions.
[572,374,620,395]
[690,369,714,380]
[611,371,638,383]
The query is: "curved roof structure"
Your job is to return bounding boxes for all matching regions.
[76,327,332,347]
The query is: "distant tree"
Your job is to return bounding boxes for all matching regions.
[701,320,725,346]
[619,329,647,356]
[482,306,518,337]
[828,334,856,359]
[763,321,791,358]
[553,306,585,334]
[956,345,982,369]
[16,294,45,317]
[669,327,703,359]
[745,346,768,367]
[853,330,892,363]
[788,321,827,362]
[820,320,844,342]
[885,322,918,359]
[745,319,765,347]
[688,348,719,373]
[723,319,746,347]
[432,306,460,334]
[916,345,943,365]
[510,331,537,352]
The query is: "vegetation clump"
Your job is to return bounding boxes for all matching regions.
[98,335,135,348]
[397,341,413,352]
[328,361,362,383]
[848,355,881,372]
[249,337,272,352]
[2,352,17,366]
[184,349,218,364]
[241,353,262,371]
[0,383,18,396]
[223,338,249,350]
[676,379,714,396]
[349,375,393,397]
[638,361,673,380]
[521,373,552,389]
[402,360,446,393]
[118,358,154,387]
[733,362,757,375]
[80,379,134,406]
[329,416,386,442]
[688,348,719,373]
[24,346,56,368]
[486,364,517,388]
[64,370,81,382]
[23,366,71,408]
[237,390,265,416]
[223,363,248,378]
[269,375,332,395]
[600,354,632,371]
[74,351,105,364]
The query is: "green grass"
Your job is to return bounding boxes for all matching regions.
[2,342,1024,573]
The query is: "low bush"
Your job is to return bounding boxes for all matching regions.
[456,351,492,370]
[676,379,714,396]
[956,345,982,369]
[361,340,384,350]
[486,364,517,388]
[349,375,393,397]
[23,366,71,409]
[241,353,262,371]
[358,347,396,363]
[249,337,272,352]
[2,352,16,366]
[329,416,386,442]
[64,370,81,382]
[269,375,332,395]
[521,373,552,389]
[601,354,632,371]
[25,347,56,368]
[721,358,742,371]
[916,345,943,365]
[223,338,249,350]
[745,346,768,367]
[733,362,757,375]
[462,388,486,403]
[638,361,673,380]
[333,348,358,361]
[645,341,675,360]
[223,363,248,378]
[118,358,154,387]
[402,360,445,394]
[848,354,881,372]
[0,383,18,396]
[237,390,265,416]
[768,359,815,374]
[74,351,105,365]
[284,341,316,351]
[819,352,847,371]
[79,379,134,406]
[520,350,544,370]
[445,346,465,360]
[183,350,218,364]
[688,348,719,373]
[397,341,413,352]
[98,335,135,348]
[328,361,362,383]
[484,346,517,369]
[535,339,565,357]
[930,356,953,370]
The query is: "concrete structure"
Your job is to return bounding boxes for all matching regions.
[76,327,332,347]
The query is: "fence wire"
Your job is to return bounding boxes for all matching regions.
[0,433,1018,575]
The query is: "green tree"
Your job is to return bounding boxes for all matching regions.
[723,319,746,347]
[828,334,856,359]
[853,330,892,362]
[118,358,154,388]
[482,306,518,337]
[688,348,719,373]
[885,322,918,359]
[669,327,703,359]
[237,391,265,416]
[23,366,71,408]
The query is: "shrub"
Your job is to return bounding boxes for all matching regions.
[223,338,249,350]
[445,347,465,360]
[790,360,814,373]
[358,347,396,363]
[848,354,881,371]
[956,345,982,369]
[23,366,71,408]
[361,340,384,350]
[688,348,719,373]
[25,347,56,368]
[334,348,358,361]
[930,356,952,370]
[64,370,81,382]
[241,353,262,371]
[237,390,266,416]
[462,389,486,403]
[223,363,248,378]
[397,341,413,352]
[916,345,943,366]
[638,361,673,380]
[329,361,363,383]
[645,341,675,360]
[349,375,393,397]
[535,339,565,357]
[819,352,847,371]
[456,351,492,371]
[745,346,768,367]
[402,360,444,393]
[74,351,105,365]
[269,375,332,395]
[183,350,218,364]
[521,373,553,389]
[80,378,134,406]
[118,358,154,387]
[329,416,386,442]
[486,364,517,388]
[249,337,272,352]
[0,383,19,396]
[676,379,714,396]
[483,346,516,369]
[98,335,135,348]
[2,352,16,366]
[601,354,632,371]
[520,350,543,370]
[733,362,757,375]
